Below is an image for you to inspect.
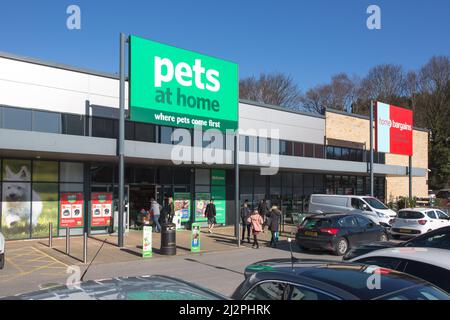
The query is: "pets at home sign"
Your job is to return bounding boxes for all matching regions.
[60,192,84,228]
[129,35,238,131]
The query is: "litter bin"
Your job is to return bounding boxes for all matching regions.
[160,223,176,255]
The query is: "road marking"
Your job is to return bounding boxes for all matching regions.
[31,246,70,268]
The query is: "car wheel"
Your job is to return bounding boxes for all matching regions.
[0,253,4,270]
[378,232,389,242]
[392,234,401,240]
[334,238,348,256]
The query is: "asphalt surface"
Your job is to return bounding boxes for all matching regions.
[0,239,342,298]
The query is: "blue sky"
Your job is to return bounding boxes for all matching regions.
[0,0,449,90]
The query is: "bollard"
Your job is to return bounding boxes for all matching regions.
[49,222,53,248]
[83,232,88,264]
[66,227,70,255]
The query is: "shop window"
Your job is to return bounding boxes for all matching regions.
[254,173,267,200]
[304,143,314,157]
[1,181,32,239]
[280,140,293,156]
[134,167,155,184]
[2,107,32,131]
[62,114,85,136]
[33,161,58,182]
[60,162,84,182]
[92,117,115,138]
[195,185,210,193]
[125,121,135,140]
[195,168,210,185]
[294,142,304,157]
[31,183,58,237]
[173,168,191,185]
[134,122,155,143]
[3,159,32,181]
[91,165,112,183]
[160,126,174,144]
[60,183,83,192]
[32,110,61,134]
[315,145,324,158]
[159,167,173,185]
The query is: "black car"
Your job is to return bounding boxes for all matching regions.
[1,275,228,300]
[231,259,450,300]
[296,213,389,256]
[343,226,450,261]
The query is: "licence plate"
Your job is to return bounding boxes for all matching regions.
[399,229,411,233]
[305,231,318,237]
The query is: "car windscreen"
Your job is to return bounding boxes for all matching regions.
[398,211,425,219]
[300,266,424,300]
[301,218,333,229]
[363,197,388,210]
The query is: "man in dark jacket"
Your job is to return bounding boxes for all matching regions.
[205,199,217,234]
[266,206,281,248]
[240,200,251,243]
[257,199,270,221]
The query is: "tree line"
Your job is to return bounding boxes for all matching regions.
[239,56,450,190]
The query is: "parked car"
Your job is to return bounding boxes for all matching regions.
[308,194,396,226]
[0,231,4,270]
[350,247,450,293]
[435,189,449,207]
[344,226,450,261]
[231,259,450,300]
[296,213,389,256]
[1,275,228,300]
[390,208,450,239]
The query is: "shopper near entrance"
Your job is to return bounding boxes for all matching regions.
[247,209,264,249]
[150,198,161,232]
[160,194,175,225]
[265,205,281,248]
[240,200,252,243]
[205,199,217,233]
[258,199,270,222]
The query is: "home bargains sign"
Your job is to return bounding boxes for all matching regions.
[375,102,413,156]
[129,35,238,131]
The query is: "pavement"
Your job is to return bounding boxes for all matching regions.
[0,225,342,297]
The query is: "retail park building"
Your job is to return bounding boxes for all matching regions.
[0,52,428,240]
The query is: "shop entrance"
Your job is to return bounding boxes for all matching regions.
[128,184,160,228]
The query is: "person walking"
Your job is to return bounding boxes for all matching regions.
[266,205,281,248]
[247,209,264,249]
[149,198,161,232]
[257,199,270,222]
[240,200,251,243]
[205,199,217,233]
[159,194,174,225]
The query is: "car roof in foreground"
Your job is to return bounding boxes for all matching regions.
[352,247,450,270]
[244,259,439,300]
[3,275,227,300]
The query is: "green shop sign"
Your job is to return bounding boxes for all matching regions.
[129,35,238,131]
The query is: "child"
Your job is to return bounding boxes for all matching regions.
[247,209,264,249]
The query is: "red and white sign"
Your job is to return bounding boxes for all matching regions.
[375,102,413,156]
[60,192,84,228]
[91,193,113,227]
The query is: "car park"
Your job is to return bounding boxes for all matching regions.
[390,208,450,239]
[350,247,450,293]
[296,213,389,256]
[343,226,450,260]
[231,258,450,300]
[1,275,228,300]
[308,194,396,226]
[0,231,4,270]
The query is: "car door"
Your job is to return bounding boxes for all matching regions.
[426,210,438,230]
[435,210,450,228]
[338,216,361,246]
[355,215,380,242]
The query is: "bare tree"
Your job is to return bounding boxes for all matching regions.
[239,73,302,109]
[300,73,358,114]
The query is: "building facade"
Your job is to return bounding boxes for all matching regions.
[0,52,428,240]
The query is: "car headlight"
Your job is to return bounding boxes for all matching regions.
[376,211,387,218]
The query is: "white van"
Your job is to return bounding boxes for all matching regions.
[0,231,5,269]
[308,194,397,226]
